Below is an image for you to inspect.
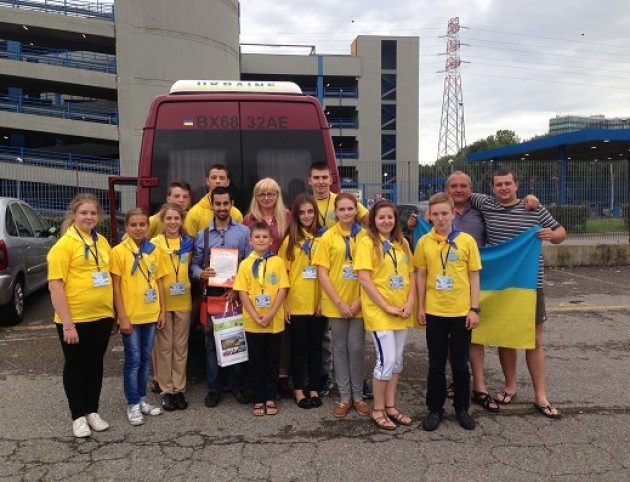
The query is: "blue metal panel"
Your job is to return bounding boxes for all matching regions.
[316,56,324,106]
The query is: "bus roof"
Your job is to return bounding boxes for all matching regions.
[169,80,303,95]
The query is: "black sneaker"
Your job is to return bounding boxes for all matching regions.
[162,393,177,412]
[204,392,220,408]
[175,392,188,410]
[422,411,443,432]
[456,410,476,430]
[234,390,251,405]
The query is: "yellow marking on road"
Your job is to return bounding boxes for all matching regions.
[549,268,630,289]
[548,305,630,313]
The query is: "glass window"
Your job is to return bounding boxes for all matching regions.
[381,40,397,70]
[381,74,397,101]
[9,203,34,238]
[381,104,396,130]
[21,204,47,238]
[4,206,18,237]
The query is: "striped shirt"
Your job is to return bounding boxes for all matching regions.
[469,193,561,288]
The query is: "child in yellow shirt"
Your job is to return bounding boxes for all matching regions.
[234,222,290,416]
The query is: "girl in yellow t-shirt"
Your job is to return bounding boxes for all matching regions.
[151,203,193,412]
[278,193,326,410]
[48,193,115,438]
[355,200,415,431]
[312,193,370,419]
[111,208,167,426]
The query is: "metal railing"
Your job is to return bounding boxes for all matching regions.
[0,43,116,73]
[0,0,114,20]
[327,118,359,129]
[0,146,119,174]
[324,87,358,98]
[0,94,118,125]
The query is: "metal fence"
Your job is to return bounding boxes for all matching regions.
[0,155,627,243]
[0,0,114,20]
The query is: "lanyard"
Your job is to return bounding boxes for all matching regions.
[74,227,100,271]
[318,195,331,226]
[164,235,182,282]
[219,229,226,246]
[301,236,315,264]
[133,252,153,289]
[438,241,452,276]
[384,243,398,275]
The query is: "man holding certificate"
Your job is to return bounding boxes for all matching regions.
[191,187,251,408]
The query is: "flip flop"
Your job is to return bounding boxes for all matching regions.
[534,403,562,420]
[252,403,265,416]
[471,391,500,412]
[265,401,279,416]
[496,390,517,405]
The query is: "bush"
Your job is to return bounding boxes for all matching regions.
[546,205,590,233]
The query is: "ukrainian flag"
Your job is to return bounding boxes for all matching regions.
[413,223,541,349]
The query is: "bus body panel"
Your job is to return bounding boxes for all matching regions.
[135,93,339,215]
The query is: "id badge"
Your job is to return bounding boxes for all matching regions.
[436,275,454,291]
[389,275,404,290]
[91,271,110,287]
[144,288,157,303]
[342,264,358,280]
[255,293,271,308]
[302,266,317,279]
[179,253,189,264]
[169,282,185,296]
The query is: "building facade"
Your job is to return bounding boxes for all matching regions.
[0,1,418,212]
[550,114,630,135]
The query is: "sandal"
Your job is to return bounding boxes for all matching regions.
[385,406,413,426]
[253,403,265,416]
[446,383,455,399]
[471,391,500,412]
[265,401,279,416]
[496,390,517,405]
[372,409,396,431]
[534,403,562,420]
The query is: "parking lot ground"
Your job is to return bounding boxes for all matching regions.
[1,266,629,481]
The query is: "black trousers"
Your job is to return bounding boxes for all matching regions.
[290,315,327,393]
[246,332,281,404]
[425,314,471,413]
[56,318,113,420]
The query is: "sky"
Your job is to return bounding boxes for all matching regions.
[239,0,630,164]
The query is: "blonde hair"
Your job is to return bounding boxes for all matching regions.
[247,178,288,236]
[61,193,103,234]
[429,192,454,210]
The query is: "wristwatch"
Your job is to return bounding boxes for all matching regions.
[469,307,480,314]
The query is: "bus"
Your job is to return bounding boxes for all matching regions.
[109,80,340,240]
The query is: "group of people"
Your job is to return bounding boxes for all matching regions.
[49,161,566,438]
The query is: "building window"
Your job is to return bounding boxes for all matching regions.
[381,74,396,101]
[381,40,397,70]
[381,134,396,160]
[381,105,396,130]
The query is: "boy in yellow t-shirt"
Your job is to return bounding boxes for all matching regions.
[414,192,481,433]
[234,222,289,416]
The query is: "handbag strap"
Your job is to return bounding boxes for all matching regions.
[202,227,210,297]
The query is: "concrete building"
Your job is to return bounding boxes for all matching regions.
[0,1,418,210]
[550,114,630,135]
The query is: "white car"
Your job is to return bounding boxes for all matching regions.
[0,198,57,324]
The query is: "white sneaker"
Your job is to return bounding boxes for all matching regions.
[139,400,162,416]
[72,416,91,438]
[127,404,144,426]
[86,413,109,432]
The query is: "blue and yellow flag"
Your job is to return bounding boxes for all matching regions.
[413,222,541,349]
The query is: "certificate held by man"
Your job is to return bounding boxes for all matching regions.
[207,248,239,288]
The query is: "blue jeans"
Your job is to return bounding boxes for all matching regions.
[122,323,157,405]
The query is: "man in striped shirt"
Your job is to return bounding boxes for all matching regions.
[469,168,566,419]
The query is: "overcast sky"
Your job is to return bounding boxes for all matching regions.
[239,0,630,164]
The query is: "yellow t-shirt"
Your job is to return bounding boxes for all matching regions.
[316,192,369,228]
[311,223,365,318]
[151,235,192,312]
[413,228,481,317]
[278,233,320,316]
[233,253,290,334]
[47,226,114,323]
[110,238,169,324]
[354,235,415,331]
[184,195,243,238]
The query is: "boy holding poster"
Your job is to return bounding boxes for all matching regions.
[234,222,290,416]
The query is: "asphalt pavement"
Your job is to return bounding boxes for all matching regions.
[1,266,629,481]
